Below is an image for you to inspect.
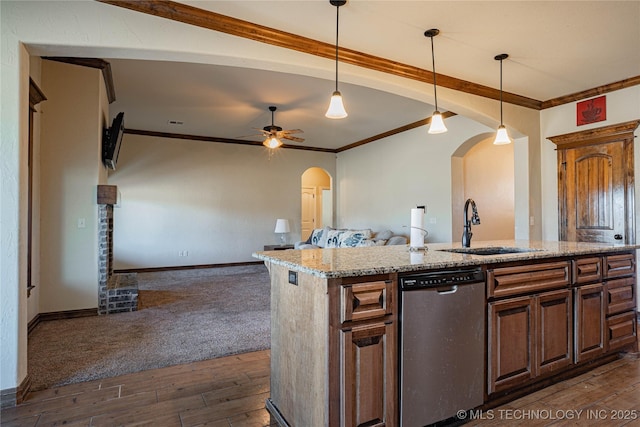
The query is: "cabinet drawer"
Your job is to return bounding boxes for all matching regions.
[604,253,635,278]
[342,280,392,323]
[605,277,636,315]
[605,311,637,352]
[572,257,602,284]
[488,261,570,298]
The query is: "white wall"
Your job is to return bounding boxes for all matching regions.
[27,56,43,323]
[39,60,109,312]
[336,115,494,243]
[109,134,336,269]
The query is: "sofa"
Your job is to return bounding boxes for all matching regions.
[294,226,407,249]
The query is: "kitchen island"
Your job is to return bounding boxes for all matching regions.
[253,240,639,427]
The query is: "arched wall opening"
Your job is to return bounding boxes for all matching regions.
[301,167,333,241]
[452,133,530,243]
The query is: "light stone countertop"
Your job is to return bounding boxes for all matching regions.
[252,240,639,278]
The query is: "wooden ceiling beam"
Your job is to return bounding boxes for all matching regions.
[97,0,542,110]
[336,112,457,152]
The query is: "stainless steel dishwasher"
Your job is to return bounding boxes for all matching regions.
[399,268,485,427]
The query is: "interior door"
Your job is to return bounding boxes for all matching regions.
[563,142,625,243]
[550,120,638,245]
[301,187,316,241]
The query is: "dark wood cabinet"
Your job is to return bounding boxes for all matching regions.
[488,296,534,394]
[536,289,573,377]
[488,288,572,395]
[339,279,396,427]
[341,321,395,427]
[574,283,606,363]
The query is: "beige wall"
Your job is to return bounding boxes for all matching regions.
[461,137,515,241]
[109,134,336,269]
[39,60,108,312]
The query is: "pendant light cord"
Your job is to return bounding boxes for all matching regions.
[334,4,340,92]
[499,58,503,126]
[430,35,438,111]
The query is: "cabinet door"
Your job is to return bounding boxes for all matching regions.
[341,321,396,427]
[536,289,573,377]
[574,283,605,363]
[488,296,534,394]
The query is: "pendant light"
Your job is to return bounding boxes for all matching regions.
[325,0,348,119]
[424,29,447,134]
[493,53,512,145]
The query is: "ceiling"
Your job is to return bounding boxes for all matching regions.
[102,1,640,151]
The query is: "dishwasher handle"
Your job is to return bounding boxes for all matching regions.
[437,285,458,295]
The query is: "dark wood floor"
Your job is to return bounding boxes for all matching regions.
[1,350,639,427]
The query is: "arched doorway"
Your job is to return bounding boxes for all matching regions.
[301,167,333,241]
[451,134,515,243]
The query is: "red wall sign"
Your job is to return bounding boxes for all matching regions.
[577,95,606,126]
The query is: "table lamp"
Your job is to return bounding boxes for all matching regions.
[274,219,291,245]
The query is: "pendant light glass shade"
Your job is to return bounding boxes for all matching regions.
[493,53,512,145]
[425,29,447,134]
[326,90,348,119]
[428,111,447,134]
[326,0,347,119]
[493,125,511,145]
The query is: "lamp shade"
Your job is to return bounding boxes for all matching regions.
[325,91,348,119]
[493,125,511,145]
[274,219,291,233]
[428,111,447,134]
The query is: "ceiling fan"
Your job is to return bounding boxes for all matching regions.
[258,106,305,149]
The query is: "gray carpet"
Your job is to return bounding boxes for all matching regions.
[28,264,271,391]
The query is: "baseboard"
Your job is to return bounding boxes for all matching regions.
[1,374,31,409]
[115,260,263,274]
[28,308,98,335]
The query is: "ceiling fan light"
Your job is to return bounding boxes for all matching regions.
[325,91,348,119]
[264,136,283,149]
[493,125,511,145]
[428,111,447,134]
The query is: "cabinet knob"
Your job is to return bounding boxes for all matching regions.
[614,234,623,240]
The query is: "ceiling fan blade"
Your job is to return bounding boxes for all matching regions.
[235,132,267,139]
[282,135,305,142]
[283,129,304,134]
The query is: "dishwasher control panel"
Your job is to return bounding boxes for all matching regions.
[400,268,485,290]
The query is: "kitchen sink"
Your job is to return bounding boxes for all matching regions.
[438,247,541,256]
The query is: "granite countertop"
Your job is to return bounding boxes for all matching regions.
[252,240,639,278]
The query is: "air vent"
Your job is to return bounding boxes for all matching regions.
[167,120,184,125]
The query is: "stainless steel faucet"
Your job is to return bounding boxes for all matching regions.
[462,199,480,247]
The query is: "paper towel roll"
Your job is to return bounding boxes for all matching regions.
[410,251,424,264]
[410,208,425,249]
